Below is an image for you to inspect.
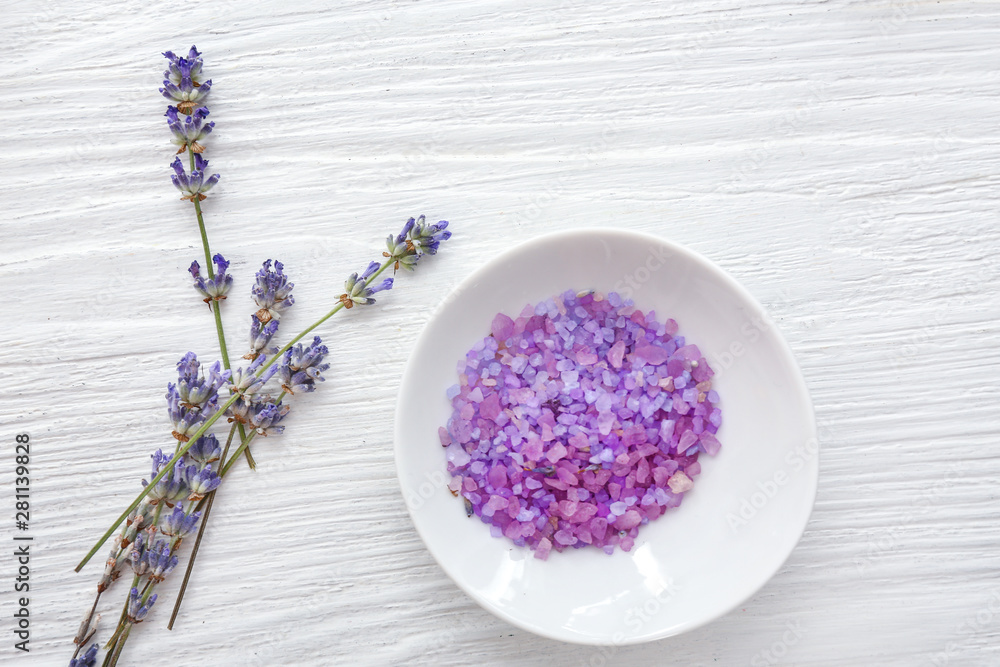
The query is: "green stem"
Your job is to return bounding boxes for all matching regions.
[219,422,257,477]
[106,623,132,667]
[105,573,138,652]
[188,151,256,470]
[77,258,393,571]
[190,151,214,279]
[167,424,237,630]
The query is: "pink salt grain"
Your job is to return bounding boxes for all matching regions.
[492,313,515,341]
[442,290,722,558]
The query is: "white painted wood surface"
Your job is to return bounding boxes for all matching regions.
[2,1,999,665]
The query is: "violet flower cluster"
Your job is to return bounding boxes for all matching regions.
[162,46,220,201]
[384,215,451,271]
[160,46,212,114]
[189,253,233,305]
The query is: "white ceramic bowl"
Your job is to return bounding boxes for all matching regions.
[395,228,817,645]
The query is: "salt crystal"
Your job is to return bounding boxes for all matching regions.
[699,431,721,456]
[667,471,694,494]
[677,430,698,454]
[443,291,721,557]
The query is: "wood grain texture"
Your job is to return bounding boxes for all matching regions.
[2,1,999,665]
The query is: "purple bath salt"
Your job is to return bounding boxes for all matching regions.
[441,290,722,559]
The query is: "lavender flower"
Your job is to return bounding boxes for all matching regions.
[128,534,149,577]
[189,254,233,304]
[162,46,204,87]
[170,154,220,202]
[278,336,329,394]
[231,353,277,395]
[250,401,291,436]
[410,215,451,255]
[384,215,451,270]
[160,47,211,114]
[247,314,280,360]
[166,106,214,154]
[126,587,156,624]
[224,391,276,424]
[160,506,201,537]
[385,217,418,271]
[143,539,179,582]
[341,261,393,308]
[184,464,221,499]
[69,644,99,667]
[143,450,190,506]
[225,394,257,425]
[167,386,212,441]
[186,434,222,466]
[174,352,230,407]
[252,260,294,323]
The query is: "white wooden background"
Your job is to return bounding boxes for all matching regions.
[2,1,999,665]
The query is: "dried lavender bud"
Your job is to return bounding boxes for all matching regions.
[143,539,179,582]
[409,215,451,255]
[385,215,450,270]
[166,106,214,154]
[97,540,120,593]
[252,260,294,322]
[166,353,228,440]
[160,506,201,537]
[126,587,156,624]
[121,503,150,550]
[184,464,220,499]
[69,643,99,667]
[189,254,232,303]
[175,353,229,406]
[170,154,220,202]
[247,315,280,358]
[128,534,149,577]
[225,394,256,425]
[277,336,329,394]
[385,217,419,271]
[249,401,291,436]
[160,46,211,114]
[162,46,204,87]
[230,354,277,397]
[341,261,393,307]
[186,434,222,466]
[166,387,211,441]
[143,450,190,506]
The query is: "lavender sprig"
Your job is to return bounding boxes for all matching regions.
[74,44,452,667]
